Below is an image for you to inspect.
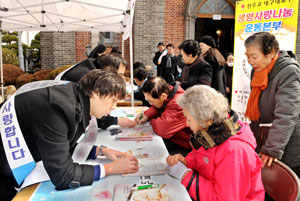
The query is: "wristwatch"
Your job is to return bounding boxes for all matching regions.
[98,145,107,156]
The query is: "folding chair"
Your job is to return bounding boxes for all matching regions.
[261,160,300,201]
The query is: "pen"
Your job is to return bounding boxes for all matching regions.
[139,112,143,120]
[138,184,159,190]
[127,191,133,201]
[137,112,143,125]
[132,184,160,190]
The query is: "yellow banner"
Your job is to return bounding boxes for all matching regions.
[232,0,299,122]
[235,0,299,50]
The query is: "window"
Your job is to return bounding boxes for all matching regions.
[103,32,113,43]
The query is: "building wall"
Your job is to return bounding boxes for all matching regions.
[133,0,165,67]
[164,0,186,54]
[119,37,131,67]
[40,1,300,69]
[75,32,91,63]
[40,32,76,69]
[40,32,54,69]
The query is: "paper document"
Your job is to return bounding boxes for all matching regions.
[116,125,153,141]
[123,146,168,176]
[72,116,98,163]
[19,161,50,190]
[113,183,187,201]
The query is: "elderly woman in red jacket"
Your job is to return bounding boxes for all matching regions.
[166,85,265,201]
[134,76,192,156]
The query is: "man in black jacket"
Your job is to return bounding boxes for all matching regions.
[153,42,167,76]
[0,70,138,200]
[133,67,151,107]
[57,54,136,129]
[160,44,178,83]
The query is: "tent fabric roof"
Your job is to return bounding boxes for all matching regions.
[0,0,131,33]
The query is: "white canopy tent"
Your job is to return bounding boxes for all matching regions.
[0,0,136,105]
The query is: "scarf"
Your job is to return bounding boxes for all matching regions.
[245,55,278,121]
[166,54,174,68]
[182,55,203,81]
[190,111,241,150]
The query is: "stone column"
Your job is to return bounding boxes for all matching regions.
[91,31,99,49]
[185,14,197,40]
[40,32,75,69]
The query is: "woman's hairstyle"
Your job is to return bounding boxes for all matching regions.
[94,53,127,70]
[134,67,150,81]
[142,77,170,99]
[244,32,280,55]
[177,85,228,124]
[178,40,201,57]
[79,69,126,99]
[88,44,106,59]
[225,52,233,61]
[207,48,226,66]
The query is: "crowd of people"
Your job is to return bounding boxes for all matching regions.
[1,31,300,201]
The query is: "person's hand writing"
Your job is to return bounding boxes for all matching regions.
[167,161,191,180]
[102,147,128,161]
[260,153,278,167]
[166,154,187,166]
[134,114,148,124]
[118,117,137,128]
[104,156,139,175]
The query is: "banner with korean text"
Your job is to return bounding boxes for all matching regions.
[232,0,299,122]
[0,80,69,186]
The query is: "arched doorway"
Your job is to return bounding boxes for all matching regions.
[185,0,236,56]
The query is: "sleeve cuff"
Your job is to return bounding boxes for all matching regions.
[93,165,100,181]
[94,165,106,181]
[113,117,118,125]
[87,146,98,159]
[100,164,106,178]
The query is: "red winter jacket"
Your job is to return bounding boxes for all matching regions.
[144,86,192,149]
[182,120,265,201]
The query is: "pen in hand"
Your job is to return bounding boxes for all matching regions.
[138,112,143,125]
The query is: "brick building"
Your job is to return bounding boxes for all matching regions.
[40,0,300,69]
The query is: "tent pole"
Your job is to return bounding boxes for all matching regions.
[0,26,4,102]
[18,31,25,71]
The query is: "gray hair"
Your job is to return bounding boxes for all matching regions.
[177,85,229,125]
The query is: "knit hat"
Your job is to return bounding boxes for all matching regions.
[199,36,216,48]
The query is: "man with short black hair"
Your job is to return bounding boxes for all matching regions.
[133,67,151,107]
[160,44,178,83]
[153,42,167,76]
[0,70,138,200]
[56,53,136,129]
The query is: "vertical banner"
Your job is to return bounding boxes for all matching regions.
[232,0,299,122]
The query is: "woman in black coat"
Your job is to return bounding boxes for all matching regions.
[199,36,227,96]
[178,40,213,90]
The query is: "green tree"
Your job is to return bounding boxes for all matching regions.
[2,34,18,44]
[2,47,18,66]
[1,31,30,65]
[30,33,40,63]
